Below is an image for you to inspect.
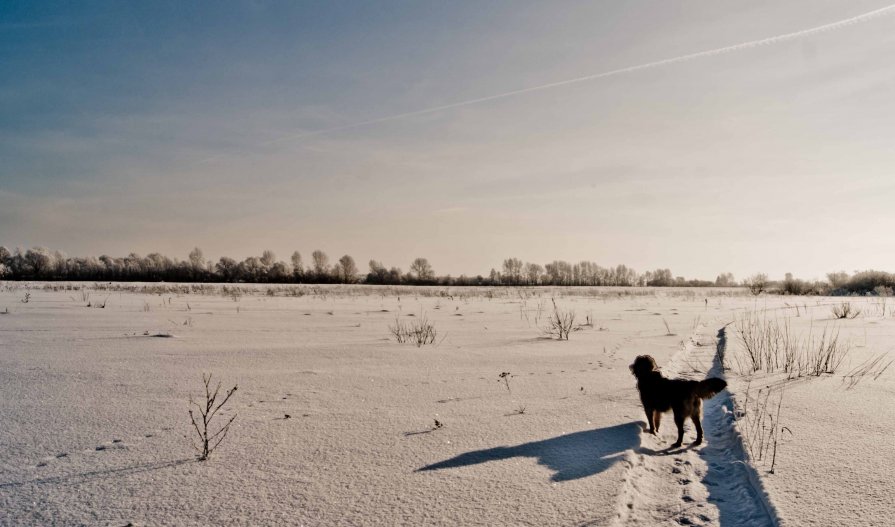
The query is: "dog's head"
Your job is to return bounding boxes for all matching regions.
[629,355,658,378]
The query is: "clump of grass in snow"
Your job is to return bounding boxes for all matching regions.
[388,313,437,347]
[733,312,851,377]
[831,302,861,319]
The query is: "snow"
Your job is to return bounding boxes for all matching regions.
[0,284,892,526]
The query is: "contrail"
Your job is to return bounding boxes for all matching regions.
[202,3,895,162]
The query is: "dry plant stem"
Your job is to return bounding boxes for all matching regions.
[842,352,893,389]
[498,372,512,392]
[189,373,238,461]
[663,318,674,336]
[769,392,788,474]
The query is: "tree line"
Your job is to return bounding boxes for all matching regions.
[0,246,443,285]
[0,245,889,293]
[0,246,710,286]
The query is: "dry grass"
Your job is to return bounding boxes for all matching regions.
[388,314,437,347]
[831,302,861,319]
[733,383,791,474]
[733,312,850,377]
[842,353,893,389]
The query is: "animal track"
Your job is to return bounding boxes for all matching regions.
[31,428,165,469]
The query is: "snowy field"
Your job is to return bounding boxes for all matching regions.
[0,283,892,526]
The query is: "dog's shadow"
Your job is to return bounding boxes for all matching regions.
[416,422,640,482]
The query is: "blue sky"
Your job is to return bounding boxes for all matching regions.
[3,1,895,279]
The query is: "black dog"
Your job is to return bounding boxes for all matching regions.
[630,355,727,447]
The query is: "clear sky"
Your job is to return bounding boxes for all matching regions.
[2,1,895,280]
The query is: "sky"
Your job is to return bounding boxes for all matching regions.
[2,1,895,281]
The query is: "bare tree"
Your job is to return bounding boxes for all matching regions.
[827,271,850,289]
[189,247,205,269]
[745,273,769,295]
[715,272,736,286]
[291,251,303,277]
[335,254,359,283]
[410,257,434,281]
[188,374,238,461]
[240,256,263,282]
[523,262,543,285]
[260,250,276,268]
[543,299,576,340]
[24,247,54,278]
[269,261,291,282]
[367,260,388,283]
[502,258,524,285]
[312,250,330,277]
[215,257,238,281]
[648,268,674,287]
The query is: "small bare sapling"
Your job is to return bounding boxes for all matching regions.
[543,298,576,340]
[188,374,238,461]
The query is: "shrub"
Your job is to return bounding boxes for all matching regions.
[543,299,576,340]
[831,302,861,319]
[388,314,437,347]
[744,273,768,295]
[188,374,238,461]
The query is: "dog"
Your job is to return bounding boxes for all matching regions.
[629,355,727,448]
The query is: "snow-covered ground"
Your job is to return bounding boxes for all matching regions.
[0,284,891,526]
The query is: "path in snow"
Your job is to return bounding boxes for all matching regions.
[612,318,779,527]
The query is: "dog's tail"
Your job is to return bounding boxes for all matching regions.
[695,377,727,399]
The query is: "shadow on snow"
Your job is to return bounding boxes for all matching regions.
[416,422,640,482]
[0,458,193,489]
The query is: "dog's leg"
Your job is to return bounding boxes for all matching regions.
[671,409,685,448]
[644,407,657,434]
[653,410,662,434]
[691,400,704,445]
[691,414,704,446]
